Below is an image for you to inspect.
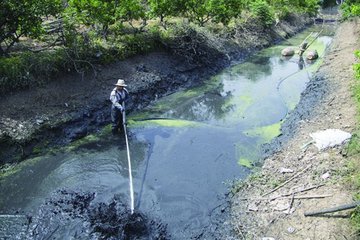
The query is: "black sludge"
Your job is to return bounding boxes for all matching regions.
[25,190,169,239]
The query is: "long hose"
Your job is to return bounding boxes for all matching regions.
[122,102,135,214]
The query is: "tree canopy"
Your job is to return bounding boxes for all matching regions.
[0,0,63,55]
[0,0,323,55]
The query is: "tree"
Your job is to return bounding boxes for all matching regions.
[248,0,275,26]
[184,0,212,26]
[148,0,175,22]
[0,0,63,56]
[66,0,146,35]
[208,0,242,25]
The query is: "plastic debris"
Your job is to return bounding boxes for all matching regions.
[321,172,330,179]
[309,129,351,150]
[280,167,294,173]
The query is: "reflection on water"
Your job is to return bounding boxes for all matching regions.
[0,25,334,239]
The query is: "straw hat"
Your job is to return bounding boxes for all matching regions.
[114,79,127,87]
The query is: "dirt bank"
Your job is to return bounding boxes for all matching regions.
[0,14,312,164]
[230,19,360,239]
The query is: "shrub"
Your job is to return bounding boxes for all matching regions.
[0,50,69,94]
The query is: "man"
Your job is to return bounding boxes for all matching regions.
[110,79,129,135]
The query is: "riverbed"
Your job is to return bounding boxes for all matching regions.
[0,24,335,239]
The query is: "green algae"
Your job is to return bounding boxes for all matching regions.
[238,158,253,169]
[132,75,223,119]
[235,142,259,169]
[128,118,200,128]
[245,122,282,143]
[0,156,43,179]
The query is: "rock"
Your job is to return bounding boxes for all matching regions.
[306,49,318,60]
[248,202,259,212]
[321,172,331,179]
[36,119,44,125]
[281,47,295,56]
[287,226,296,233]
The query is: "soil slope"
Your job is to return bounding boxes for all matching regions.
[230,19,360,239]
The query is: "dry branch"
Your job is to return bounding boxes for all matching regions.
[262,164,312,197]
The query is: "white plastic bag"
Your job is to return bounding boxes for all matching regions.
[309,129,352,150]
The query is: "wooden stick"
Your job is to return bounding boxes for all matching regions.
[262,164,312,197]
[272,184,325,200]
[287,193,295,214]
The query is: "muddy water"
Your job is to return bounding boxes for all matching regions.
[0,25,334,239]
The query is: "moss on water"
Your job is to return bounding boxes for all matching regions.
[0,156,43,179]
[129,118,200,128]
[235,142,259,168]
[245,122,282,143]
[238,158,253,169]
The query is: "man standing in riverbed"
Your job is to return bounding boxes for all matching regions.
[110,79,129,135]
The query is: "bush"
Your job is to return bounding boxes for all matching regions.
[0,49,71,94]
[341,3,360,19]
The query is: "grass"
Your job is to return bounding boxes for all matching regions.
[346,51,360,231]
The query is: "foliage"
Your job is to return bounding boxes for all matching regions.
[66,0,146,36]
[0,50,69,94]
[0,0,63,55]
[183,0,243,26]
[184,0,212,26]
[208,0,243,25]
[341,2,360,19]
[248,0,275,26]
[148,0,185,23]
[266,0,320,20]
[0,0,323,93]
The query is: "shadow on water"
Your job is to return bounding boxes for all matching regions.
[0,24,335,239]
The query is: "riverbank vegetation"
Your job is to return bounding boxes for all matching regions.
[346,48,360,231]
[0,0,320,94]
[338,0,360,232]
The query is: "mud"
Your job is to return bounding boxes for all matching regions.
[23,190,169,239]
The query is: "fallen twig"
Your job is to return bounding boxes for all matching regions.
[304,201,360,217]
[262,164,312,197]
[272,184,325,200]
[287,193,295,214]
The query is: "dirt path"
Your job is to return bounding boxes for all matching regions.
[230,19,359,239]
